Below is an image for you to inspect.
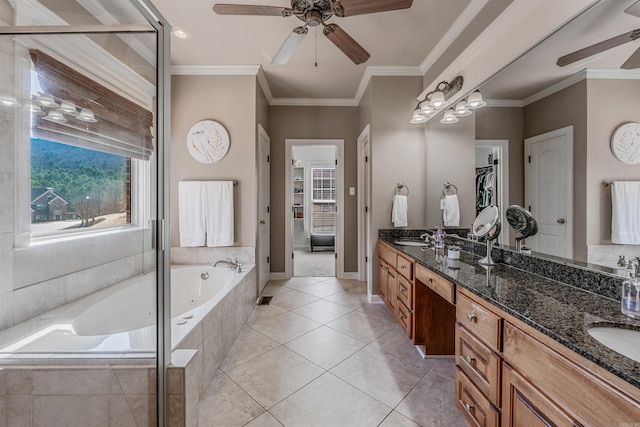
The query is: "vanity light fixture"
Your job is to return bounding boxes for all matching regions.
[24,102,45,115]
[453,100,472,117]
[410,108,428,124]
[58,100,79,116]
[411,76,464,124]
[467,91,486,109]
[440,109,459,124]
[34,94,58,108]
[43,109,67,123]
[76,108,97,123]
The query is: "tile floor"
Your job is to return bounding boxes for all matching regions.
[198,276,468,427]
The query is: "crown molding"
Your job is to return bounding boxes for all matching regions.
[171,64,422,106]
[486,99,524,107]
[523,68,640,106]
[171,64,262,75]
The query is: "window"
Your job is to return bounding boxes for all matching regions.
[25,49,153,238]
[30,139,130,235]
[311,167,336,233]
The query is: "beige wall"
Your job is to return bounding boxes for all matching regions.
[367,76,426,291]
[524,80,588,261]
[268,106,360,273]
[170,75,258,248]
[475,107,525,211]
[586,79,640,245]
[425,115,476,229]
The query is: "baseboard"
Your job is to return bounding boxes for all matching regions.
[369,294,384,304]
[269,272,286,280]
[342,272,359,280]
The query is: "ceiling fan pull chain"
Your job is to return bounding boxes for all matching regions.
[315,26,318,67]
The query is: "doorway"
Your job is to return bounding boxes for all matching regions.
[257,125,270,295]
[476,140,509,246]
[525,126,574,259]
[285,139,344,278]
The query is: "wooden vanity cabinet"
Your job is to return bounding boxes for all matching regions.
[377,241,412,339]
[456,288,640,427]
[454,288,503,426]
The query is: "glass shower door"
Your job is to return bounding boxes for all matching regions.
[0,1,170,425]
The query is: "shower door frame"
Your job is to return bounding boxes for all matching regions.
[0,1,172,424]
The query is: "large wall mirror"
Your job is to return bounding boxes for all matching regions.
[435,0,640,276]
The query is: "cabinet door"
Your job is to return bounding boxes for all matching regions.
[502,363,580,427]
[378,260,389,300]
[386,267,398,313]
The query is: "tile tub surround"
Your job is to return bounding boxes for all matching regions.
[169,266,257,426]
[0,359,157,426]
[171,246,255,267]
[380,237,640,391]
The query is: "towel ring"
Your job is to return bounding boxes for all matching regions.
[394,183,409,196]
[442,182,458,197]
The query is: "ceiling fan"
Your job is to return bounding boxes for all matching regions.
[212,0,413,65]
[557,1,640,69]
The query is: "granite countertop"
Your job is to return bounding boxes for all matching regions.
[380,237,640,390]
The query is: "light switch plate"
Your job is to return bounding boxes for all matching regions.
[349,187,356,195]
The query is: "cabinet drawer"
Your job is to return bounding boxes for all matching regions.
[397,274,413,309]
[396,300,412,338]
[455,323,501,407]
[416,264,454,304]
[503,322,640,426]
[456,292,501,351]
[396,253,413,281]
[455,368,500,427]
[378,242,396,266]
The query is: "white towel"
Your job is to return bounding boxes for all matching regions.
[611,181,640,244]
[178,181,207,247]
[205,181,234,247]
[392,195,408,227]
[442,194,460,227]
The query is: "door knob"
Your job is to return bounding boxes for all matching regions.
[260,220,266,225]
[557,218,566,224]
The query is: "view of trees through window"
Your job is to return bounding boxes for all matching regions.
[30,138,129,234]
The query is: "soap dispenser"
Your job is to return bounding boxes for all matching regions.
[621,262,640,318]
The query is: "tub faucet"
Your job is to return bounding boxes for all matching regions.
[214,258,242,272]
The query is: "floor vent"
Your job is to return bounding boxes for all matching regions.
[256,296,273,305]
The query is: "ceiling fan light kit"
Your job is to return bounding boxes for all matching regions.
[212,0,413,65]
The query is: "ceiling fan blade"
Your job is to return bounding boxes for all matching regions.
[212,4,289,16]
[323,23,370,64]
[556,29,640,67]
[626,1,640,18]
[622,45,640,69]
[272,27,308,65]
[334,0,412,17]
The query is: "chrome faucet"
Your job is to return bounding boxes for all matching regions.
[420,232,434,243]
[214,258,242,272]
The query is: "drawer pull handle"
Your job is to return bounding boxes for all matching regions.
[399,265,406,269]
[464,355,476,364]
[466,313,477,322]
[426,277,432,283]
[464,403,475,412]
[399,287,405,294]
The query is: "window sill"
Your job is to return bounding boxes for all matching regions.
[29,224,141,247]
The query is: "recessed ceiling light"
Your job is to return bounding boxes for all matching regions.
[173,28,190,39]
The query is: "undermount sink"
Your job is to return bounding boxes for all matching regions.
[394,240,429,247]
[587,326,640,363]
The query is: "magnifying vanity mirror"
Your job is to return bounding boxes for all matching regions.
[473,206,501,266]
[506,205,538,252]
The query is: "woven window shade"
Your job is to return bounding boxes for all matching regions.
[30,49,154,160]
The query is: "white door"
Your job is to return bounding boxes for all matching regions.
[525,126,573,259]
[257,125,270,295]
[358,126,371,282]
